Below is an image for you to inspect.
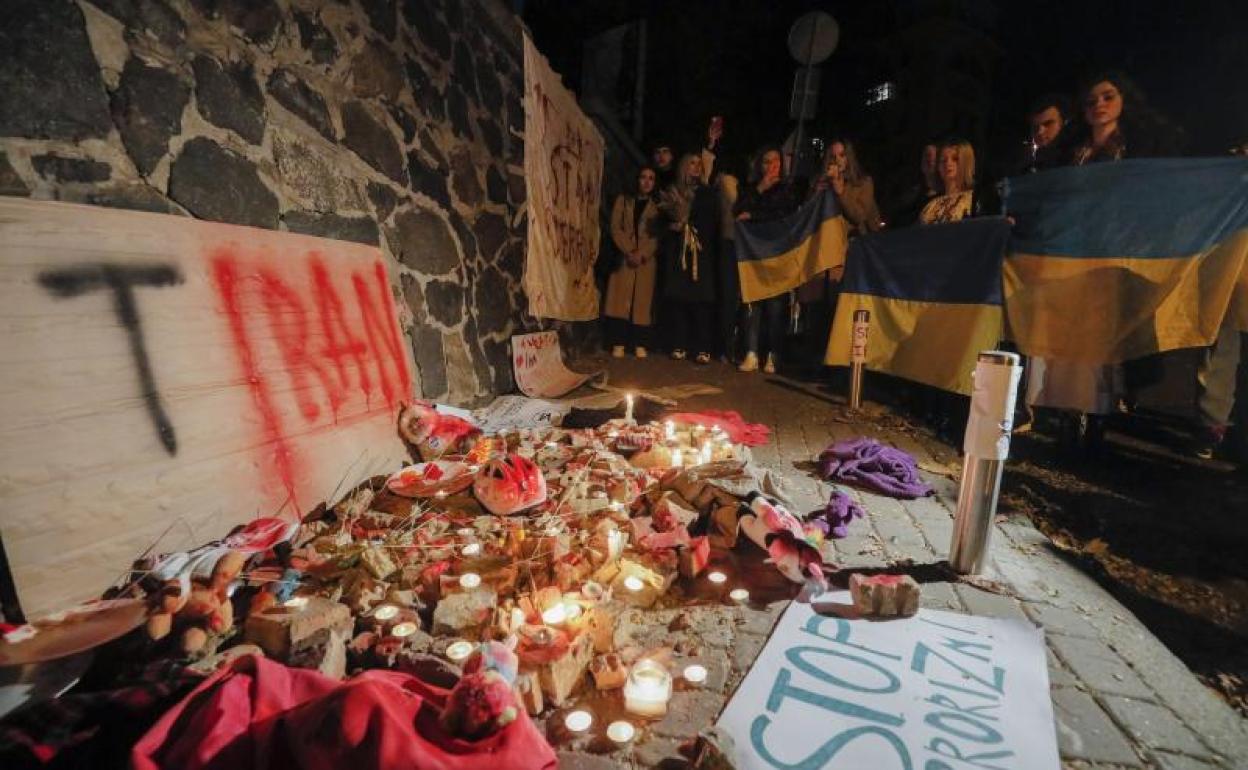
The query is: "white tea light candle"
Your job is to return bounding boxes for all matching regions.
[541,603,567,626]
[445,640,474,663]
[729,588,750,603]
[390,621,417,638]
[461,542,481,557]
[683,664,708,685]
[459,572,482,589]
[564,710,593,732]
[623,575,644,592]
[707,571,727,585]
[372,604,399,622]
[607,720,635,744]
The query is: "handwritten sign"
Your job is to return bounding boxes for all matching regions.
[522,33,603,321]
[0,199,412,616]
[717,593,1059,769]
[511,330,601,398]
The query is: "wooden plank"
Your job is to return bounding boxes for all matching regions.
[0,199,414,616]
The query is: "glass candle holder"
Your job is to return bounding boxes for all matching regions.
[623,659,673,717]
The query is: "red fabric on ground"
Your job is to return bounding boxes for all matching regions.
[666,410,771,446]
[131,655,556,770]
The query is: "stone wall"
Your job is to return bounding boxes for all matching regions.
[0,0,547,405]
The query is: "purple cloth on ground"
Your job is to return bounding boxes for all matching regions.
[818,437,934,499]
[807,491,866,539]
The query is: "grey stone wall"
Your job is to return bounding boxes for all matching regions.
[0,0,550,405]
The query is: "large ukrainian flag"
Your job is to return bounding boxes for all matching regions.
[1004,157,1248,363]
[735,190,848,302]
[825,218,1011,394]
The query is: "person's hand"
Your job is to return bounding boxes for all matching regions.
[831,175,846,196]
[736,212,751,221]
[707,116,723,147]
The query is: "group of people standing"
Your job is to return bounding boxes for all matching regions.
[598,69,1242,462]
[601,118,884,375]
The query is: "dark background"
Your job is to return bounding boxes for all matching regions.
[524,0,1248,212]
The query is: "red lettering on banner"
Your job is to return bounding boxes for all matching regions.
[210,247,412,513]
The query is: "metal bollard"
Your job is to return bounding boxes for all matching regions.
[949,351,1023,574]
[848,309,869,410]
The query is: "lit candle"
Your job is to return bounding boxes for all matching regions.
[564,710,593,732]
[623,575,644,592]
[683,664,708,685]
[664,420,675,440]
[625,393,635,422]
[563,601,583,621]
[390,621,417,638]
[434,489,448,500]
[581,581,605,600]
[456,527,476,538]
[445,640,474,663]
[459,572,482,589]
[607,720,635,744]
[624,659,673,717]
[607,529,624,559]
[671,448,683,468]
[699,442,712,465]
[283,596,308,610]
[541,603,567,626]
[372,604,399,622]
[607,429,620,439]
[461,542,481,557]
[729,588,750,603]
[545,440,558,450]
[707,571,727,585]
[467,464,480,474]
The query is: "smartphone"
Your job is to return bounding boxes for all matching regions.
[710,116,724,133]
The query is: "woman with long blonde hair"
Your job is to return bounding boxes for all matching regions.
[919,140,976,225]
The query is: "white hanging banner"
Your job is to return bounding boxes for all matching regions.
[717,592,1059,770]
[522,32,604,321]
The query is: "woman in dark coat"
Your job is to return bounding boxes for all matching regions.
[734,147,800,373]
[657,153,720,364]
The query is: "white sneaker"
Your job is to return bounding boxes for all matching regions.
[611,345,626,358]
[763,354,776,374]
[738,352,759,372]
[634,346,647,359]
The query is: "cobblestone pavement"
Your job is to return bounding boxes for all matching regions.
[552,357,1248,770]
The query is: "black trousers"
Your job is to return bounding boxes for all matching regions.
[604,317,651,349]
[671,301,712,354]
[717,240,743,359]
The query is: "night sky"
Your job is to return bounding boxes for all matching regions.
[525,0,1248,205]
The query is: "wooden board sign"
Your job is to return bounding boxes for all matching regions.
[0,199,414,616]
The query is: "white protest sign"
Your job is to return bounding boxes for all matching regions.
[717,592,1059,769]
[511,330,602,398]
[470,395,570,434]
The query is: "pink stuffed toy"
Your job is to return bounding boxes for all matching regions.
[473,454,547,515]
[441,671,520,739]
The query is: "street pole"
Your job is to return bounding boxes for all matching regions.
[949,351,1023,574]
[848,309,869,410]
[789,22,817,180]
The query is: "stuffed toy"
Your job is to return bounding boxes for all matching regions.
[441,671,520,739]
[738,492,829,593]
[473,454,547,515]
[462,639,519,685]
[398,401,482,461]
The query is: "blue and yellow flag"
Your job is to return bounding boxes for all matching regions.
[734,190,848,302]
[1004,157,1248,364]
[825,218,1011,394]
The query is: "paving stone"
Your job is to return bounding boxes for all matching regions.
[633,735,686,768]
[730,631,767,678]
[953,583,1030,621]
[112,57,190,175]
[0,152,29,196]
[1051,687,1143,766]
[192,55,266,144]
[93,0,187,47]
[918,580,964,611]
[395,208,459,274]
[193,0,282,45]
[1046,646,1080,688]
[450,147,483,206]
[342,100,405,182]
[652,690,726,740]
[1049,635,1155,700]
[283,211,378,246]
[556,751,626,770]
[168,137,278,228]
[1150,751,1220,770]
[31,154,111,183]
[0,0,113,141]
[736,599,787,636]
[1026,602,1100,639]
[352,44,404,101]
[267,68,335,141]
[1101,696,1211,758]
[272,130,366,212]
[367,182,398,222]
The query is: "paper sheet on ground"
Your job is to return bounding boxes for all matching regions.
[511,331,605,398]
[716,591,1058,769]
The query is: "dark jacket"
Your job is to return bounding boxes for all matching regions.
[733,180,800,223]
[660,184,720,303]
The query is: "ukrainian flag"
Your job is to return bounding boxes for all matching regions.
[735,190,848,302]
[825,218,1011,394]
[1004,157,1248,364]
